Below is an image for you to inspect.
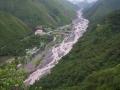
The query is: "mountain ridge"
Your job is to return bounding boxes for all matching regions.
[0,0,76,28]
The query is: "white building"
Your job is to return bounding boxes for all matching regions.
[35,29,43,35]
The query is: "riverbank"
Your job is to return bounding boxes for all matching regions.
[24,11,89,86]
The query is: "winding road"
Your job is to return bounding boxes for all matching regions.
[24,11,89,85]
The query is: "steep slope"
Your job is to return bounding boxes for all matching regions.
[0,0,76,57]
[0,0,75,28]
[38,0,76,26]
[84,0,120,21]
[0,12,31,56]
[81,64,120,90]
[29,1,120,90]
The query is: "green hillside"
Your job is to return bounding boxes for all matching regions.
[85,0,120,22]
[29,0,120,90]
[0,12,31,56]
[0,0,76,57]
[0,0,75,28]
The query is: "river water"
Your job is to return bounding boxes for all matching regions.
[24,11,89,85]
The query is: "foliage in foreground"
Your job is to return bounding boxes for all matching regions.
[0,61,26,90]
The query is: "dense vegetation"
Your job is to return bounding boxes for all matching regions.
[0,0,75,28]
[30,0,120,90]
[84,0,120,22]
[0,12,31,56]
[0,60,26,90]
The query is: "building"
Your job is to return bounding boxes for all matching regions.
[34,25,46,35]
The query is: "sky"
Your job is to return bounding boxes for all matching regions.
[68,0,97,3]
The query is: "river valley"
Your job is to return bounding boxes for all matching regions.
[24,11,89,85]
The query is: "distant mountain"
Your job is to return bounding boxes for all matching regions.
[75,1,94,10]
[0,0,75,28]
[84,0,120,21]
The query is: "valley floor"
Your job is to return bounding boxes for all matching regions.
[24,11,89,86]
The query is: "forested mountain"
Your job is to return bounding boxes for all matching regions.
[29,0,120,90]
[0,12,31,56]
[76,1,94,10]
[0,0,75,28]
[84,0,120,21]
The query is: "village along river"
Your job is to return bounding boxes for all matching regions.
[24,11,89,85]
